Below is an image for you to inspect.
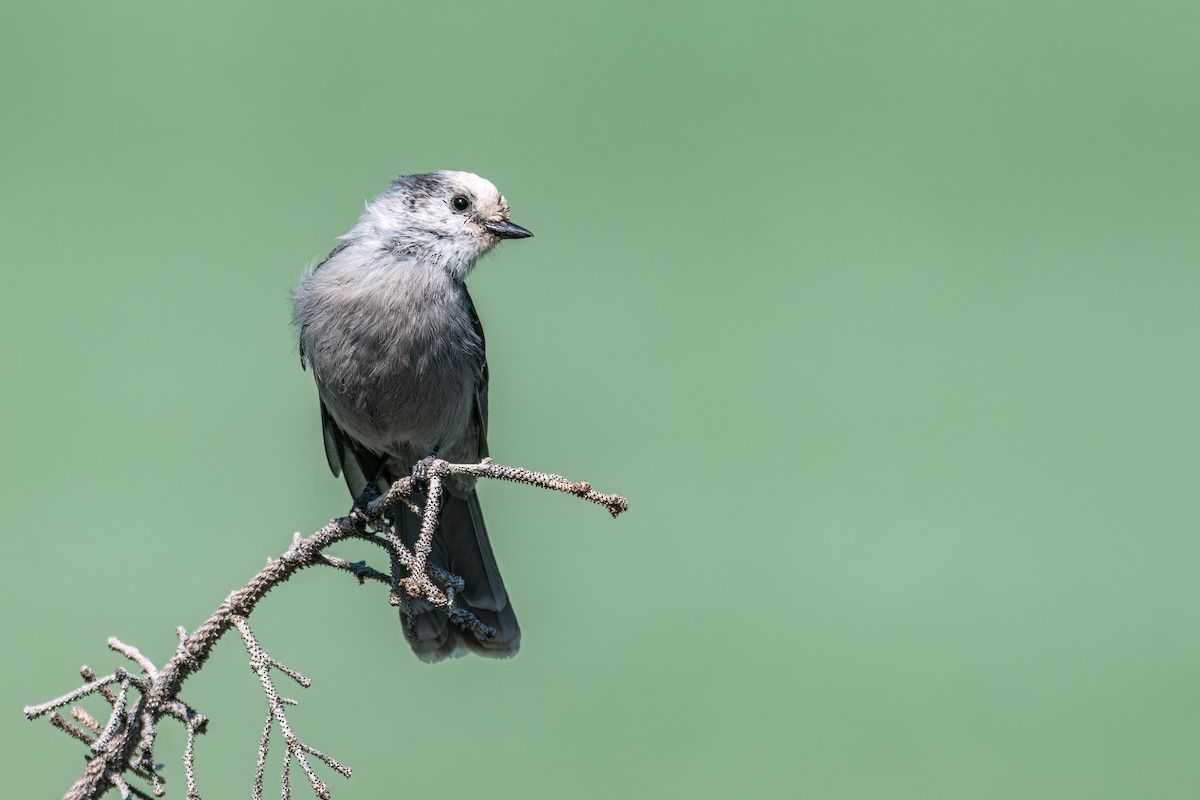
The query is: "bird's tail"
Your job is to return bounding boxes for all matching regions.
[395,490,521,663]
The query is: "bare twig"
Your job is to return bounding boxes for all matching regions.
[25,459,627,799]
[233,614,351,800]
[73,706,102,735]
[24,670,140,721]
[108,638,158,681]
[317,553,392,586]
[81,666,119,707]
[183,714,201,800]
[50,712,96,747]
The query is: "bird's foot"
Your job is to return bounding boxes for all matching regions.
[349,484,381,529]
[412,456,439,484]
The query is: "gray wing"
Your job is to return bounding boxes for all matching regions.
[464,286,489,460]
[300,241,386,499]
[320,399,385,500]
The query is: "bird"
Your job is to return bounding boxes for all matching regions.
[292,171,533,662]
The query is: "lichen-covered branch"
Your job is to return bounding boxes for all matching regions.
[25,459,627,799]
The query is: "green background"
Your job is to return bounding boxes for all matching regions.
[2,1,1197,797]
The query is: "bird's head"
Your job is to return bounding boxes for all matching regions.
[367,171,533,279]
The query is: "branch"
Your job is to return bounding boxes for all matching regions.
[26,459,627,799]
[233,615,351,800]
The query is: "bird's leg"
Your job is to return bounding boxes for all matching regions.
[349,458,393,527]
[348,484,381,531]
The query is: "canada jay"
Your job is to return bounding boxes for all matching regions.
[292,171,533,662]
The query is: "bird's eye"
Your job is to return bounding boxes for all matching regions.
[451,196,470,212]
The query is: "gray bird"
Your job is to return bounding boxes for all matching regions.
[292,171,533,662]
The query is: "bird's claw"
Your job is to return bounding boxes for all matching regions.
[412,456,439,484]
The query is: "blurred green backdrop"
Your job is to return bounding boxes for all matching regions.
[2,1,1198,797]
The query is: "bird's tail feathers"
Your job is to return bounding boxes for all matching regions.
[396,490,520,663]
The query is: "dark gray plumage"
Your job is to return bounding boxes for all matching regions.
[292,171,533,662]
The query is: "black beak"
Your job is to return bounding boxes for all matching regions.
[483,220,534,239]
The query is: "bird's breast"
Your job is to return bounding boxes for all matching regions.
[299,262,482,456]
